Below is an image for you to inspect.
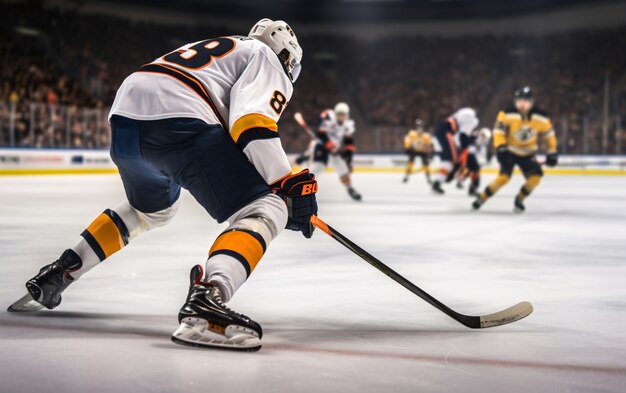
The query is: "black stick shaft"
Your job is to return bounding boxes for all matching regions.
[311,216,479,328]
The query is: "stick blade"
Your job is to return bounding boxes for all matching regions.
[7,293,45,312]
[479,301,533,328]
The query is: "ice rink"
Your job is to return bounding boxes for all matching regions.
[1,171,626,393]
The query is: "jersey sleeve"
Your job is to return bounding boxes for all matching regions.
[404,134,412,150]
[536,114,557,154]
[493,111,508,148]
[229,46,294,185]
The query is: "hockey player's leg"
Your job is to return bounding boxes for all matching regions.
[432,161,452,194]
[331,154,361,201]
[404,152,415,183]
[472,174,510,210]
[432,132,456,194]
[172,194,287,351]
[467,154,481,196]
[422,154,432,184]
[468,171,480,196]
[514,159,544,213]
[12,200,180,312]
[473,153,514,210]
[11,115,181,312]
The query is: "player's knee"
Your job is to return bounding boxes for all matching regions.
[495,174,510,187]
[526,174,542,189]
[134,199,181,232]
[227,193,287,245]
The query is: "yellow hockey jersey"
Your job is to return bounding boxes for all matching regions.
[493,107,557,157]
[404,130,432,153]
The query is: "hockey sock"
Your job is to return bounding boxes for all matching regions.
[70,202,145,279]
[205,229,266,303]
[204,194,285,303]
[479,174,510,201]
[516,175,542,202]
[406,162,414,175]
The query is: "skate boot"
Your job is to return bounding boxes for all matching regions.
[472,197,484,211]
[468,184,479,197]
[171,265,263,352]
[402,175,409,183]
[347,186,362,201]
[9,249,83,312]
[514,197,525,213]
[456,181,464,190]
[432,181,445,195]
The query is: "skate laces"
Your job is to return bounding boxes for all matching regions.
[205,286,250,321]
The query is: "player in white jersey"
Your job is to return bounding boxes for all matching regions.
[9,19,318,352]
[455,127,491,196]
[431,107,479,194]
[310,102,362,201]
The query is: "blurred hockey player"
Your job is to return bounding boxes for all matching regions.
[455,127,491,196]
[403,119,433,184]
[10,19,317,352]
[310,102,362,201]
[472,86,558,212]
[431,107,479,194]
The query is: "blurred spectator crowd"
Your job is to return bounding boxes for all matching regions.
[1,1,625,153]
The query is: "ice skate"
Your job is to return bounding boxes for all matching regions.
[432,181,445,195]
[8,249,82,312]
[514,197,525,213]
[347,185,362,201]
[172,265,263,352]
[471,197,484,211]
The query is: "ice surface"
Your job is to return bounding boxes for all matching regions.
[1,172,626,393]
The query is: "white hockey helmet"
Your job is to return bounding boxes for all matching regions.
[249,18,303,82]
[334,102,350,116]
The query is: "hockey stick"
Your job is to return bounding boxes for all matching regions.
[294,112,317,140]
[310,215,533,329]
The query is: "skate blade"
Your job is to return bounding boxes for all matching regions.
[171,318,261,352]
[7,293,45,312]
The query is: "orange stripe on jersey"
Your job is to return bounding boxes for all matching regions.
[85,214,125,258]
[209,230,266,275]
[231,114,278,144]
[136,63,227,129]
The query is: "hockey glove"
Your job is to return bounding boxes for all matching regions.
[545,152,558,167]
[496,145,511,166]
[275,169,318,238]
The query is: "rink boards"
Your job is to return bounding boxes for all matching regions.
[1,148,625,175]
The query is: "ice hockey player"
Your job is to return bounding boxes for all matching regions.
[310,102,362,201]
[472,86,558,212]
[431,107,479,194]
[402,119,433,184]
[455,127,491,196]
[9,19,317,352]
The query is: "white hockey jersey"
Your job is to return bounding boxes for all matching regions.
[109,36,293,185]
[318,109,356,148]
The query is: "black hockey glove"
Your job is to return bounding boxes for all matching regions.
[545,152,558,167]
[274,169,318,238]
[496,145,511,166]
